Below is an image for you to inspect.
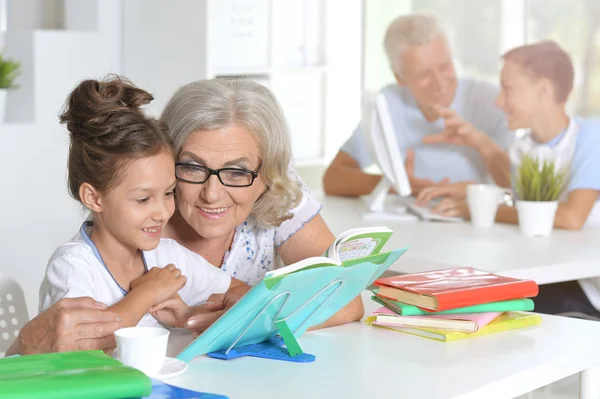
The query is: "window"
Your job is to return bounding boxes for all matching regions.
[527,0,600,116]
[364,0,600,115]
[412,0,502,83]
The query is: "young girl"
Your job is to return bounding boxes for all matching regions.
[39,76,248,328]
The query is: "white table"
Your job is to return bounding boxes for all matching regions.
[318,195,600,284]
[165,292,600,399]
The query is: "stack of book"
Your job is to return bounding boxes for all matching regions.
[367,267,541,342]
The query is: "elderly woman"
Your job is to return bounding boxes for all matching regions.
[6,79,361,357]
[161,78,364,331]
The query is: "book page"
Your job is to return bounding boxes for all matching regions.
[328,226,393,261]
[337,238,379,261]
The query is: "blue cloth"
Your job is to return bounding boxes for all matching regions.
[556,117,600,193]
[341,78,512,183]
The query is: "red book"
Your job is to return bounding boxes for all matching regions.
[374,267,539,311]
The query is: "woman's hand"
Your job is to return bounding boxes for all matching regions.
[130,265,187,306]
[416,182,470,207]
[184,293,243,336]
[7,297,123,356]
[149,294,194,328]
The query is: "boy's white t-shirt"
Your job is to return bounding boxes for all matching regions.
[39,223,231,327]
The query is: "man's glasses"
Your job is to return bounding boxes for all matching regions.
[175,162,261,187]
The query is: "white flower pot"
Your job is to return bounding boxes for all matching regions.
[0,89,6,124]
[516,200,558,237]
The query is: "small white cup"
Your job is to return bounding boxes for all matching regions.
[115,327,170,377]
[467,184,512,229]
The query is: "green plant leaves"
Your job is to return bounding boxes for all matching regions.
[514,153,567,202]
[0,54,21,89]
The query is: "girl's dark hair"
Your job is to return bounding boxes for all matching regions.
[60,75,173,201]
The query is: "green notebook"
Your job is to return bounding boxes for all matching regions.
[372,289,534,316]
[0,350,152,399]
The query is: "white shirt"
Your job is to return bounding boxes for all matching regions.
[39,223,232,327]
[510,117,600,311]
[220,178,322,286]
[341,78,512,183]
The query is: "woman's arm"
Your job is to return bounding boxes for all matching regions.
[278,214,334,264]
[278,214,365,326]
[6,298,122,355]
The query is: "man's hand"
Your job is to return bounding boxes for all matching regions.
[423,106,487,149]
[416,182,471,206]
[430,197,470,218]
[8,297,123,355]
[405,149,449,194]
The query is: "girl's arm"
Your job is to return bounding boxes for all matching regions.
[112,266,187,327]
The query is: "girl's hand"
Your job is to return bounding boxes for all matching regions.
[130,265,187,305]
[149,294,194,328]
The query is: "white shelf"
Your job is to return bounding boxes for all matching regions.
[213,67,272,77]
[270,65,327,74]
[213,65,326,78]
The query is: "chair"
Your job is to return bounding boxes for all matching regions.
[0,274,29,353]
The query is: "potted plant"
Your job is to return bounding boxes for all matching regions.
[514,154,568,237]
[0,54,21,123]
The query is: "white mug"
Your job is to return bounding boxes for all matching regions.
[466,184,512,229]
[115,327,170,377]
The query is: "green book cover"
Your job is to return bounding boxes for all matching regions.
[371,290,534,316]
[0,350,152,399]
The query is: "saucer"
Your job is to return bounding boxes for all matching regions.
[149,357,188,380]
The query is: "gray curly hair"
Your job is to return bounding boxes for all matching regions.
[161,78,302,227]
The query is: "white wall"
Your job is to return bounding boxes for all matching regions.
[33,31,120,123]
[6,0,64,30]
[363,0,412,93]
[323,0,363,162]
[121,0,209,117]
[0,124,84,317]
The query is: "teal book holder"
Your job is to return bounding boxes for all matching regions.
[177,248,407,363]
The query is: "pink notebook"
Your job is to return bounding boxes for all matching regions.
[371,307,502,332]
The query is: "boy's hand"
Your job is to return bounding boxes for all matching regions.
[130,265,187,305]
[423,106,487,150]
[149,294,194,328]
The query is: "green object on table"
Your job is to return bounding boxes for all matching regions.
[0,350,152,399]
[275,320,303,357]
[372,290,535,315]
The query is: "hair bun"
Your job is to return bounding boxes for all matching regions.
[60,75,154,141]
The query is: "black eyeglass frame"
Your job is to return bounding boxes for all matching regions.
[175,162,262,187]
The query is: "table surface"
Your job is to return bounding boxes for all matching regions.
[165,292,600,399]
[318,194,600,284]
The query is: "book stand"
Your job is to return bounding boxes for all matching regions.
[206,280,345,363]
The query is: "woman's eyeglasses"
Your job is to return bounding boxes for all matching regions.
[175,163,262,187]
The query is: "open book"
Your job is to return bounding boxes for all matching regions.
[265,226,393,279]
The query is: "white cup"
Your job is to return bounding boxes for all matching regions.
[115,327,170,377]
[466,184,512,229]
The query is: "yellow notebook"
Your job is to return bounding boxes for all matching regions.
[367,311,542,342]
